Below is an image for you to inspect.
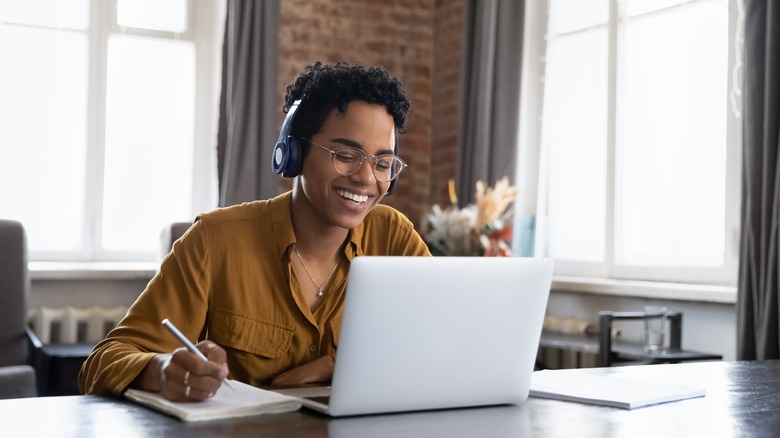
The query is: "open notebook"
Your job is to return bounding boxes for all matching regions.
[276,256,554,417]
[125,379,300,421]
[529,369,706,409]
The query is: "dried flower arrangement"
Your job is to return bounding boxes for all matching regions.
[423,177,517,256]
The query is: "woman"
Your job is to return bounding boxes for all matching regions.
[78,61,431,401]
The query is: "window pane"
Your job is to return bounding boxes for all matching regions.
[548,0,608,34]
[0,0,88,29]
[617,1,728,266]
[117,0,188,33]
[543,29,608,262]
[103,35,195,253]
[0,26,88,252]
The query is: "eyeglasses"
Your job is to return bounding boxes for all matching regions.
[303,138,407,183]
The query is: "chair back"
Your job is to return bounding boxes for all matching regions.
[159,222,192,259]
[0,219,29,367]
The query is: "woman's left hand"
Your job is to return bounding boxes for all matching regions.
[269,354,334,387]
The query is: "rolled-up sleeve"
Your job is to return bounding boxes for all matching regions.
[78,220,211,395]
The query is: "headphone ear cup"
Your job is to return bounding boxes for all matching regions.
[286,135,302,177]
[387,180,397,196]
[272,140,290,176]
[271,135,302,178]
[272,98,304,178]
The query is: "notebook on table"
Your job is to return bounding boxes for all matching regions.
[275,256,554,417]
[125,379,301,421]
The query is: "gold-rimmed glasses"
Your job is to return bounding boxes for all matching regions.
[303,138,407,182]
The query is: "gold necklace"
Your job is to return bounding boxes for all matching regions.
[293,245,341,298]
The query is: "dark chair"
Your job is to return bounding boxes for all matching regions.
[0,219,37,398]
[159,222,192,258]
[26,325,98,396]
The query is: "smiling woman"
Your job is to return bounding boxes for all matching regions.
[78,61,432,401]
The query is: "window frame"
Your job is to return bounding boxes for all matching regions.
[2,0,223,262]
[516,0,741,287]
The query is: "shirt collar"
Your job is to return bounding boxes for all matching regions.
[346,221,366,261]
[270,191,368,262]
[269,191,297,260]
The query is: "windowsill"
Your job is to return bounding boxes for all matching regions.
[29,261,158,281]
[28,262,737,304]
[552,276,737,304]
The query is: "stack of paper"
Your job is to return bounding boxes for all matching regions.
[125,379,301,421]
[529,370,705,409]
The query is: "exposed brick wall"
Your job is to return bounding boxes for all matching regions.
[431,0,463,210]
[277,0,463,230]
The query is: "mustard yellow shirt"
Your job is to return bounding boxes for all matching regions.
[78,191,431,395]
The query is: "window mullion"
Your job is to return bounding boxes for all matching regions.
[724,0,743,279]
[84,0,111,261]
[605,0,619,277]
[191,0,220,216]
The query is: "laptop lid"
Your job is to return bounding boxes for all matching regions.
[315,256,553,417]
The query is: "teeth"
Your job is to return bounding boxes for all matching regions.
[337,189,368,203]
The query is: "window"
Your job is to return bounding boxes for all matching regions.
[0,0,224,261]
[526,0,740,285]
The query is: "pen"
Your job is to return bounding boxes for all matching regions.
[162,318,234,389]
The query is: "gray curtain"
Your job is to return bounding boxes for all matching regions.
[737,0,780,360]
[457,0,524,206]
[217,0,280,207]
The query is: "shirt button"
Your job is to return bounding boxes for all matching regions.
[310,345,318,352]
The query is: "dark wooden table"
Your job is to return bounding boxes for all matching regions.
[2,360,779,437]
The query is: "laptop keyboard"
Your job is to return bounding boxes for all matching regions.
[305,395,330,406]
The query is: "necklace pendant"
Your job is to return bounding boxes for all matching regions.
[293,244,340,301]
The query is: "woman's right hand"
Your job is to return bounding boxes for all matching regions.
[133,340,230,401]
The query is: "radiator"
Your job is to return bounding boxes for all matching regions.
[27,306,128,344]
[537,314,600,369]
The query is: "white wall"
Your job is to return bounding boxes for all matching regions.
[30,278,150,310]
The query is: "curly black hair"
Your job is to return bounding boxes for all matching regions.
[283,61,411,147]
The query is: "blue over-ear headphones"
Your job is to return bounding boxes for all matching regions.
[271,98,401,195]
[271,99,304,178]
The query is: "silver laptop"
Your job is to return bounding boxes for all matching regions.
[276,256,553,417]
